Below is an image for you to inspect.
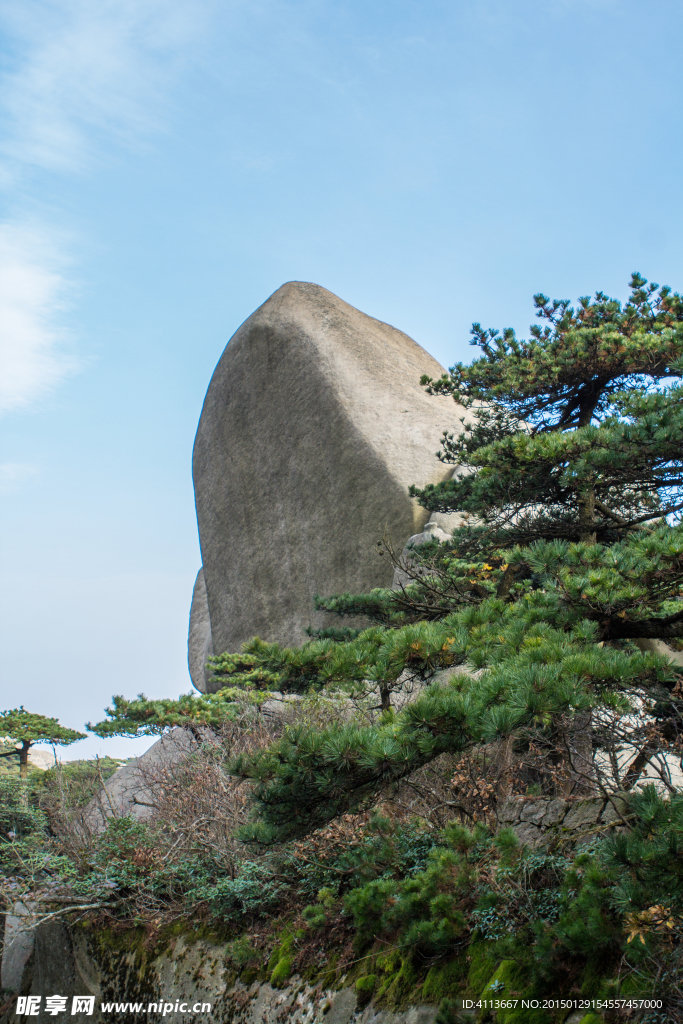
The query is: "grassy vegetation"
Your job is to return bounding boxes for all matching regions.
[1,752,680,1021]
[5,275,683,1021]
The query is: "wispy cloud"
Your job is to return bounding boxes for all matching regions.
[0,462,39,492]
[0,0,212,414]
[0,222,76,413]
[0,0,210,174]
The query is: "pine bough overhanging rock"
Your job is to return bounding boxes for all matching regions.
[92,274,683,845]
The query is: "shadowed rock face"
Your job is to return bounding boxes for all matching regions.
[188,569,214,692]
[191,282,469,690]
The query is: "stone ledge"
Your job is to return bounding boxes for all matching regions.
[497,793,630,848]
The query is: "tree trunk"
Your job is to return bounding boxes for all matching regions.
[559,712,596,795]
[494,734,514,800]
[622,742,658,791]
[578,489,597,544]
[576,395,598,544]
[19,741,30,780]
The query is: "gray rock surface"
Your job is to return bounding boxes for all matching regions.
[5,922,442,1024]
[27,749,56,770]
[391,518,453,591]
[1,903,35,994]
[192,281,472,690]
[497,793,631,847]
[83,729,195,831]
[188,569,214,692]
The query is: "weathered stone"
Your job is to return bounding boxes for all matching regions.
[513,821,544,847]
[31,921,77,1021]
[497,796,525,824]
[562,798,605,831]
[192,281,472,689]
[600,795,630,825]
[520,799,548,825]
[541,798,569,827]
[188,568,214,692]
[1,902,35,994]
[10,921,441,1023]
[497,794,633,850]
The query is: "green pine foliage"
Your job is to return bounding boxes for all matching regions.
[340,790,682,1010]
[222,274,683,845]
[228,601,673,841]
[71,274,683,1015]
[414,273,683,542]
[0,707,85,779]
[205,650,284,690]
[87,689,245,739]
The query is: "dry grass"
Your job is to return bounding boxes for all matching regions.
[135,713,281,875]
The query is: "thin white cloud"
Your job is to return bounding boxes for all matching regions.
[0,222,76,413]
[0,1,214,412]
[0,0,210,173]
[0,462,39,492]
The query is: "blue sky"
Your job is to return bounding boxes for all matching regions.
[1,0,682,760]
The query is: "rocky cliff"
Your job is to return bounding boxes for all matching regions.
[3,919,443,1024]
[190,282,469,691]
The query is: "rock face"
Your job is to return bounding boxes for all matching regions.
[1,921,441,1024]
[188,569,214,692]
[497,793,630,848]
[1,903,35,995]
[191,282,470,691]
[82,729,194,831]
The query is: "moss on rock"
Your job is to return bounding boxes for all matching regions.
[376,958,420,1009]
[480,960,552,1024]
[421,958,467,1003]
[355,974,377,1006]
[466,939,498,996]
[268,932,296,988]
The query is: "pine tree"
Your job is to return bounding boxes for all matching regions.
[87,690,246,742]
[414,272,683,546]
[220,274,683,843]
[94,275,683,846]
[0,708,85,779]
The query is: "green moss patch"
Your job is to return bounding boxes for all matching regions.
[421,958,467,1004]
[480,960,552,1024]
[355,974,377,1006]
[466,939,498,996]
[375,959,420,1009]
[268,932,296,988]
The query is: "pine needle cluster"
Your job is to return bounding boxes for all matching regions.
[91,274,683,850]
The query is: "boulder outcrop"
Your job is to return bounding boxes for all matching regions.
[1,920,442,1023]
[82,729,193,831]
[188,569,214,692]
[191,282,469,691]
[497,793,630,848]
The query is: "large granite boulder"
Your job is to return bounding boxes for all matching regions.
[83,696,311,831]
[82,729,194,831]
[188,569,214,692]
[191,281,470,692]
